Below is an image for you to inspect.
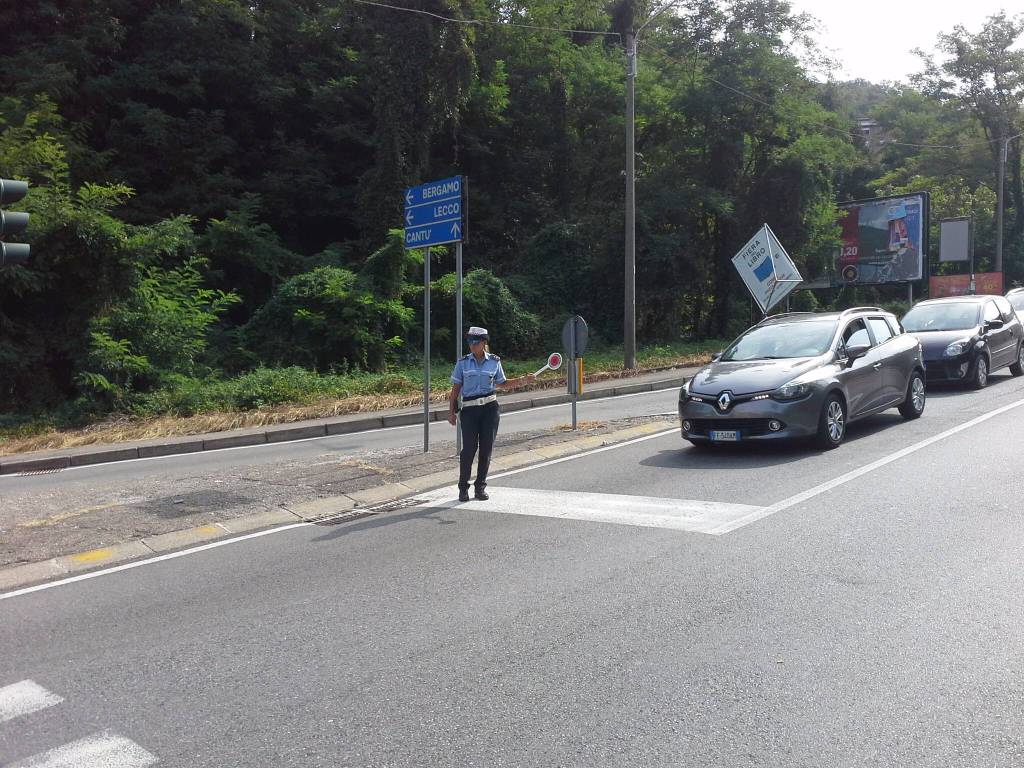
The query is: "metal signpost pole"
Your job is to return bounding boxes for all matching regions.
[624,33,637,370]
[424,247,431,453]
[456,241,463,454]
[996,134,1006,277]
[570,319,577,431]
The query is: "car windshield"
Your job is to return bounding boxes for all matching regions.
[902,303,980,332]
[721,320,836,361]
[1009,293,1024,311]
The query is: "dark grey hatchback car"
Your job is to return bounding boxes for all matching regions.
[679,308,926,450]
[901,295,1024,388]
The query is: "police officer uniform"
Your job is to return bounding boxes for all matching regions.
[450,326,505,501]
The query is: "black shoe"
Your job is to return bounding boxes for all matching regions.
[458,489,470,502]
[474,490,489,501]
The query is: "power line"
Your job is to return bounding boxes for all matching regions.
[346,0,621,40]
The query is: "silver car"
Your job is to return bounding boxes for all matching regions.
[679,307,926,450]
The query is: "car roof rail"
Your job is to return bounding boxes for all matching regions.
[840,306,884,316]
[758,311,815,323]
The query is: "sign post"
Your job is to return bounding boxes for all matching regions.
[404,175,466,453]
[562,316,589,430]
[731,224,803,316]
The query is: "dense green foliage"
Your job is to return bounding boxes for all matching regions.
[1,2,1022,422]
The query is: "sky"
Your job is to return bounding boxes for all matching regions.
[786,2,1020,83]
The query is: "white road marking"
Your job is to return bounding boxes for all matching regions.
[6,730,158,767]
[417,486,764,534]
[707,394,1024,534]
[0,680,63,723]
[0,523,310,602]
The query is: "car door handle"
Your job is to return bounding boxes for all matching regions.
[872,362,882,370]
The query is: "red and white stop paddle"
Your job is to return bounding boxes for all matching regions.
[533,352,563,377]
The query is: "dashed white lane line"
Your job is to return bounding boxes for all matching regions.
[0,680,63,724]
[5,730,158,768]
[417,486,764,534]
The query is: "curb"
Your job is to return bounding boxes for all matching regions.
[0,369,694,475]
[0,419,679,594]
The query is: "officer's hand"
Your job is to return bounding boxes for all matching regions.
[447,411,457,426]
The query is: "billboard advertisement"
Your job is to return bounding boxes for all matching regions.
[835,193,928,285]
[929,273,1004,298]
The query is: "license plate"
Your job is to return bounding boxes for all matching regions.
[709,430,739,442]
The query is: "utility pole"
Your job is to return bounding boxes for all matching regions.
[624,32,637,370]
[996,131,1007,277]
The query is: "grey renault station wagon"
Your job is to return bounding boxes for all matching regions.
[679,307,925,450]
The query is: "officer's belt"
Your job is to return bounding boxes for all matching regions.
[461,393,497,407]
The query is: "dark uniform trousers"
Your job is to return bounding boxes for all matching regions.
[459,400,500,492]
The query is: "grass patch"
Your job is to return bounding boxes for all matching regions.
[0,340,725,456]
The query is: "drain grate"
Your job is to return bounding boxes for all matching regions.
[12,467,65,477]
[310,496,429,526]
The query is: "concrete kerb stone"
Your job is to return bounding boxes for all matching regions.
[400,470,461,494]
[138,440,205,459]
[203,432,267,451]
[0,559,66,592]
[142,523,228,553]
[345,483,414,507]
[284,496,357,521]
[326,417,385,436]
[69,447,141,467]
[266,425,327,443]
[54,540,154,575]
[220,507,304,534]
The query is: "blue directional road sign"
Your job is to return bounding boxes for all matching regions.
[404,175,464,248]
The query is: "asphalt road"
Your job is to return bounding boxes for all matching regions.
[0,388,681,496]
[2,374,1024,766]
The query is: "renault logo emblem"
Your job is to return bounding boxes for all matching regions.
[717,391,732,412]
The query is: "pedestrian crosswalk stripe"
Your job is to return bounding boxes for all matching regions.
[417,486,767,535]
[6,730,158,768]
[0,680,63,724]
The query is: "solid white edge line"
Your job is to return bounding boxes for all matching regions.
[0,680,64,724]
[707,394,1024,535]
[0,387,680,477]
[0,523,310,602]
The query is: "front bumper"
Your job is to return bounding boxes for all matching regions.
[923,354,972,382]
[678,391,826,442]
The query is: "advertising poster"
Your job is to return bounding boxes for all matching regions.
[836,193,928,285]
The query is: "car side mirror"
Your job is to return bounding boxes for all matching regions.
[986,319,1004,330]
[711,352,723,362]
[844,343,870,362]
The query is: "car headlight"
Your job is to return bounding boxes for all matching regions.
[943,339,972,357]
[680,379,690,398]
[772,381,811,401]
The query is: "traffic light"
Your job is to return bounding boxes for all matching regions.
[0,178,30,267]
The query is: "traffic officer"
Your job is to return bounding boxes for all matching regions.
[448,326,533,502]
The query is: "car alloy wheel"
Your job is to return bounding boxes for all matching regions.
[816,395,846,450]
[899,373,925,420]
[971,355,989,389]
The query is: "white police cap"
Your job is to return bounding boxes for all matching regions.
[467,326,489,337]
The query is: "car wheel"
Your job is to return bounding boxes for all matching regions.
[1010,345,1024,377]
[970,354,989,389]
[898,371,926,420]
[815,395,846,450]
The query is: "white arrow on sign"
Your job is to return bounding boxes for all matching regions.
[405,210,413,225]
[405,190,413,205]
[451,222,461,238]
